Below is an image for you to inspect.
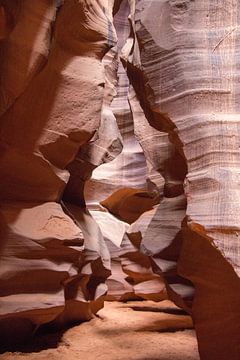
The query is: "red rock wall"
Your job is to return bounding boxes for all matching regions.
[0,1,240,359]
[0,1,164,345]
[0,0,115,343]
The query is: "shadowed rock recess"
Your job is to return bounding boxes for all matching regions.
[0,1,239,359]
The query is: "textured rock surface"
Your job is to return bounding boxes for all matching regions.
[0,0,115,339]
[124,1,240,359]
[1,0,240,359]
[0,0,165,341]
[83,0,166,302]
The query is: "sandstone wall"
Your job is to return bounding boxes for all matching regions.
[0,1,240,359]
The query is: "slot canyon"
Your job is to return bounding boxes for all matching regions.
[0,1,239,359]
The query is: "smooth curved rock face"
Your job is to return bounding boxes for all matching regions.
[0,1,56,116]
[1,0,240,359]
[0,0,165,343]
[0,0,116,339]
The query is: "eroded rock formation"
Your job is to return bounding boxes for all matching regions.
[0,0,114,346]
[124,1,240,359]
[0,0,240,359]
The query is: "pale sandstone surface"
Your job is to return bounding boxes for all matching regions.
[123,1,240,359]
[128,85,193,312]
[83,0,166,302]
[0,300,199,360]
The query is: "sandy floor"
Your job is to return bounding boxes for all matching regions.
[0,300,200,360]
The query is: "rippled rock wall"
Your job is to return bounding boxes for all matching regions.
[0,1,240,359]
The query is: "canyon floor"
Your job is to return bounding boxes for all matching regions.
[0,300,200,360]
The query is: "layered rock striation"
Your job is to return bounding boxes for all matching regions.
[124,1,240,359]
[0,0,115,344]
[0,1,240,359]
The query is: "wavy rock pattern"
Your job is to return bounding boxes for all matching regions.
[0,1,240,359]
[124,1,240,359]
[84,0,166,302]
[0,0,164,344]
[0,0,115,343]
